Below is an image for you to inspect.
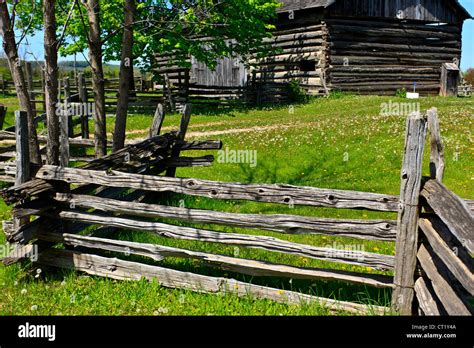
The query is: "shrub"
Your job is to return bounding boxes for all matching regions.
[286,80,306,102]
[396,88,407,98]
[462,68,474,85]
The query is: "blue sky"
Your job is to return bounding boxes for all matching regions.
[460,0,474,70]
[4,0,474,70]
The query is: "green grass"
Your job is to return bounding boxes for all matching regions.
[0,94,472,316]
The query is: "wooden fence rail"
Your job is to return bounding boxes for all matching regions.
[411,108,473,316]
[0,103,472,316]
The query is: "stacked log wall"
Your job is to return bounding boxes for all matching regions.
[248,20,328,101]
[153,10,328,105]
[325,18,462,95]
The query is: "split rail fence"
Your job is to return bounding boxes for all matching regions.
[0,104,472,315]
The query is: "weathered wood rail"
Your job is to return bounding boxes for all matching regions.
[0,104,472,316]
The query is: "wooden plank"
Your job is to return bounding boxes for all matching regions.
[414,277,443,316]
[78,73,89,139]
[1,133,180,204]
[41,210,395,270]
[421,179,474,253]
[0,105,6,130]
[417,244,472,316]
[34,165,400,212]
[38,232,394,288]
[37,249,389,315]
[149,103,165,138]
[0,243,37,266]
[52,193,398,241]
[427,108,445,182]
[419,217,473,295]
[15,111,30,186]
[24,62,36,117]
[63,77,74,138]
[163,156,214,168]
[0,175,15,183]
[60,107,70,168]
[166,104,192,177]
[392,111,428,315]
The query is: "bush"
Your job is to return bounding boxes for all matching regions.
[328,89,346,99]
[396,88,407,98]
[286,80,306,102]
[462,68,474,85]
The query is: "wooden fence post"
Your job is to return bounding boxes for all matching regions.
[166,104,192,177]
[63,77,74,138]
[0,105,6,130]
[149,104,165,138]
[15,110,31,185]
[78,73,90,139]
[61,79,71,167]
[0,74,5,96]
[60,111,70,168]
[24,62,36,116]
[12,110,31,238]
[164,73,175,112]
[392,111,428,315]
[39,69,46,115]
[427,108,445,182]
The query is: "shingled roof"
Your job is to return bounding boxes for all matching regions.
[277,0,335,12]
[277,0,472,20]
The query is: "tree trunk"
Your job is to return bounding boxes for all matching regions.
[0,1,41,164]
[43,0,60,165]
[112,0,136,152]
[85,0,107,157]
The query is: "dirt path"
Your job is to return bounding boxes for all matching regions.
[122,122,316,140]
[121,120,233,137]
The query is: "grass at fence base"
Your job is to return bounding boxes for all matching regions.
[0,94,472,315]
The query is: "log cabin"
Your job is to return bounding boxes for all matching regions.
[155,0,472,104]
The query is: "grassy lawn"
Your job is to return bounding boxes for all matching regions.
[0,94,472,315]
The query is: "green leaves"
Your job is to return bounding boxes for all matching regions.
[10,0,279,76]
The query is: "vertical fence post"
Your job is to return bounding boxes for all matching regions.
[0,74,5,96]
[63,77,74,138]
[15,110,31,185]
[149,103,165,138]
[0,105,6,130]
[166,104,192,177]
[60,110,70,168]
[61,79,71,168]
[24,62,36,117]
[427,108,445,182]
[40,69,46,115]
[392,111,428,315]
[78,73,90,139]
[164,73,175,112]
[13,110,31,234]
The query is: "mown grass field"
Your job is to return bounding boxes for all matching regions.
[0,94,472,316]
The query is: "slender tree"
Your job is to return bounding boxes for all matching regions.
[0,0,41,164]
[112,0,135,152]
[82,0,107,157]
[58,0,279,153]
[43,0,60,165]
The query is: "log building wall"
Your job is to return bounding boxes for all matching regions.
[153,0,469,104]
[324,18,462,95]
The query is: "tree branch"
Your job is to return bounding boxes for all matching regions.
[57,0,77,49]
